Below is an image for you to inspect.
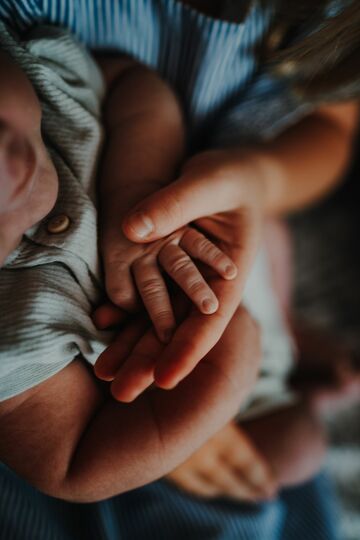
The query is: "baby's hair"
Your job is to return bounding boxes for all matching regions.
[232,0,360,102]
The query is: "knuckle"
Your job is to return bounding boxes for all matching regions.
[168,254,191,275]
[138,277,162,298]
[132,255,154,271]
[154,310,173,323]
[186,278,207,296]
[193,235,212,254]
[192,235,225,263]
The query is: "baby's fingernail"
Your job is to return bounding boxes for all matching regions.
[201,298,218,314]
[224,264,237,279]
[125,212,154,238]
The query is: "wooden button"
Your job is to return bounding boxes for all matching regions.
[47,214,70,234]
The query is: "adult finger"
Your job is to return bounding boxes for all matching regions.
[153,273,241,389]
[122,172,238,243]
[94,319,148,381]
[93,303,128,330]
[111,329,164,402]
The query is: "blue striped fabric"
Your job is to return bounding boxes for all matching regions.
[0,462,341,540]
[0,0,279,148]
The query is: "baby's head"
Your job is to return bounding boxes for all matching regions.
[0,50,58,266]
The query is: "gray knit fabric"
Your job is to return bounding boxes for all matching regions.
[0,22,109,400]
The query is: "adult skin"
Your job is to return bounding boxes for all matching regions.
[97,101,359,397]
[0,306,260,502]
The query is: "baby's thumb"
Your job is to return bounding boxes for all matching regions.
[122,174,235,242]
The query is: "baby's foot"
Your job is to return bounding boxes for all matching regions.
[166,421,277,502]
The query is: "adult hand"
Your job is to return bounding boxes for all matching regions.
[109,149,265,392]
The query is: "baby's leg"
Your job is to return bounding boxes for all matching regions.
[241,403,326,488]
[237,235,325,488]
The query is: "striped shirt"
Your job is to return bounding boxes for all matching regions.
[0,0,310,150]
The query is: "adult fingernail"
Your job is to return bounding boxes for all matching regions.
[125,212,154,238]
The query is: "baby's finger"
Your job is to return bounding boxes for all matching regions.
[225,430,277,497]
[94,320,148,381]
[168,470,221,499]
[180,228,237,280]
[111,329,164,402]
[133,257,176,343]
[93,303,128,330]
[207,463,261,501]
[159,244,219,315]
[105,258,139,312]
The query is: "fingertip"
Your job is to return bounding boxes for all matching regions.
[110,381,137,403]
[223,264,238,280]
[201,298,219,315]
[93,303,127,329]
[94,366,114,382]
[92,308,109,330]
[93,354,116,382]
[154,369,179,390]
[122,211,155,242]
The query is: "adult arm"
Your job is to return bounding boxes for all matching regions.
[123,102,359,243]
[105,101,359,390]
[0,307,260,503]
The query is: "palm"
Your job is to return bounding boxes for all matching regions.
[95,207,261,400]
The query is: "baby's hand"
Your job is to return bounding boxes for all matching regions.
[103,223,237,343]
[166,421,277,502]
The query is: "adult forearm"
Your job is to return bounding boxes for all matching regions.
[0,306,259,504]
[252,102,359,215]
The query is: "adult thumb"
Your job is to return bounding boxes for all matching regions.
[122,173,237,242]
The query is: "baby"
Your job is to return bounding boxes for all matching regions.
[0,22,325,500]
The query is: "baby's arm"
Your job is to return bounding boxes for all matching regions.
[0,307,260,502]
[96,57,237,342]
